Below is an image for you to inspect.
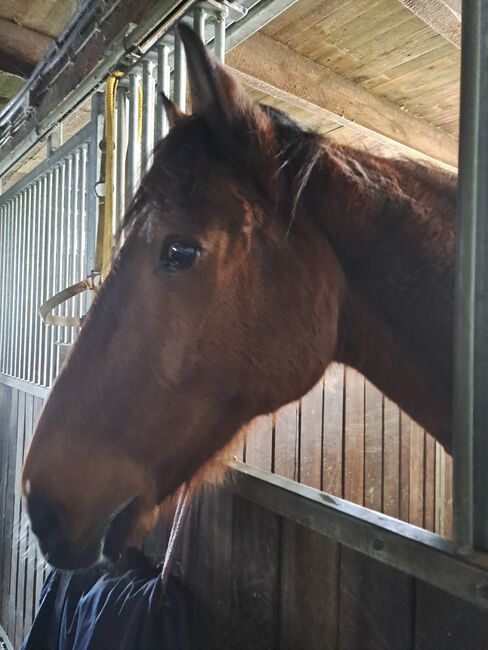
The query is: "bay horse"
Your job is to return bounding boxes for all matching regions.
[22,25,456,570]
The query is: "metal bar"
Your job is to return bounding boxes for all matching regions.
[141,57,156,174]
[17,189,28,379]
[156,43,170,141]
[227,462,488,610]
[115,85,127,230]
[37,175,49,386]
[0,374,50,400]
[0,205,7,373]
[71,150,81,344]
[225,0,299,52]
[453,0,488,551]
[213,10,225,62]
[173,28,187,111]
[4,201,13,375]
[26,183,37,380]
[0,124,92,207]
[42,171,55,386]
[193,6,206,40]
[30,180,42,383]
[21,185,33,380]
[78,144,89,328]
[86,92,104,277]
[127,68,142,204]
[11,193,22,377]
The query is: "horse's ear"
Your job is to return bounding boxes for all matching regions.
[160,93,186,128]
[178,23,252,128]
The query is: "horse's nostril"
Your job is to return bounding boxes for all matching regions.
[26,488,68,554]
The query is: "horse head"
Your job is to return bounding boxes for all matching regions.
[22,26,343,569]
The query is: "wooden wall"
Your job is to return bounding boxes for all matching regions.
[168,485,488,650]
[0,383,48,649]
[242,365,452,537]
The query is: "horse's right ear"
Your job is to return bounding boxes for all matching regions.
[160,93,186,128]
[177,23,253,131]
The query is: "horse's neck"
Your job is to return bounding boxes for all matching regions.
[308,143,456,449]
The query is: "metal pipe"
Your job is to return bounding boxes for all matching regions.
[193,6,206,40]
[127,68,142,204]
[0,206,7,374]
[453,0,488,551]
[141,57,156,174]
[156,43,170,141]
[31,181,42,383]
[115,85,127,229]
[79,144,89,327]
[173,28,187,112]
[22,186,33,380]
[214,10,225,62]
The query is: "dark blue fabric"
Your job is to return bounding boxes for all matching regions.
[20,566,191,650]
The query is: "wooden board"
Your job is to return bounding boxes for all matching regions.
[338,546,415,649]
[415,581,488,649]
[280,520,339,649]
[231,496,280,650]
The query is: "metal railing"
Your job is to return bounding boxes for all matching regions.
[0,119,100,387]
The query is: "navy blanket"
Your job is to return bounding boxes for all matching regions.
[20,565,191,650]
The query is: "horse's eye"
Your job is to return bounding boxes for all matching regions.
[160,239,200,271]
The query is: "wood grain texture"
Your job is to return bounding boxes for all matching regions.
[273,401,299,481]
[322,364,344,497]
[231,496,280,650]
[299,378,323,489]
[280,521,339,650]
[398,0,461,48]
[364,381,383,511]
[344,368,365,505]
[415,581,488,649]
[339,546,414,650]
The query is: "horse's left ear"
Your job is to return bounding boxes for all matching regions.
[178,23,256,130]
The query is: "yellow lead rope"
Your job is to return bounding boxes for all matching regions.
[40,70,131,326]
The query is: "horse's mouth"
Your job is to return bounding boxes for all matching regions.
[102,496,142,562]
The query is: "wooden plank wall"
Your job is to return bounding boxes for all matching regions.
[0,383,48,649]
[244,365,452,537]
[173,486,488,650]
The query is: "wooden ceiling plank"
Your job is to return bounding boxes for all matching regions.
[397,0,461,48]
[227,32,457,169]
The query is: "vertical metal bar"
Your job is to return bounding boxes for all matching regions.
[174,28,187,111]
[21,186,33,380]
[49,168,61,384]
[26,184,36,380]
[42,172,55,386]
[30,181,42,383]
[38,174,49,385]
[87,92,104,277]
[0,205,6,373]
[115,85,128,229]
[193,6,206,40]
[78,144,88,328]
[453,0,488,551]
[6,200,15,376]
[71,151,81,344]
[141,57,156,174]
[214,10,226,63]
[12,193,22,377]
[19,189,29,379]
[127,68,142,204]
[4,201,12,375]
[156,43,171,141]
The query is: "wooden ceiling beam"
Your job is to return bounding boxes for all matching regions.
[227,33,458,170]
[397,0,461,48]
[0,17,51,78]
